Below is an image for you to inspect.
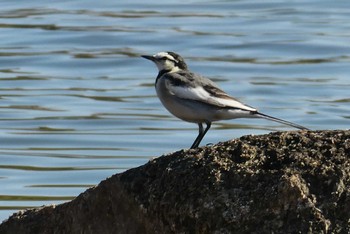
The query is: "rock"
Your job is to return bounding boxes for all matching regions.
[0,130,349,234]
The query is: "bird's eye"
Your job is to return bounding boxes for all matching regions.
[160,57,167,61]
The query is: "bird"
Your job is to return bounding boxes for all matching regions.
[141,51,309,149]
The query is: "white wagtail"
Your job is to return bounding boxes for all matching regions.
[142,51,309,149]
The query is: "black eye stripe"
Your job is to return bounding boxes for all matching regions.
[160,57,177,63]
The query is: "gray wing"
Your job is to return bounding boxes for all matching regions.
[162,71,257,111]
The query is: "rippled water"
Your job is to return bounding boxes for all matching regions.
[1,0,349,221]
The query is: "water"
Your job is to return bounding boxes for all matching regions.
[0,0,349,222]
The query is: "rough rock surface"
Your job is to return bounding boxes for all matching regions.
[0,130,349,234]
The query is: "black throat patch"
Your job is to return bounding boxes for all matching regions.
[156,69,170,85]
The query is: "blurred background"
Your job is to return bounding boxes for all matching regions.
[0,0,349,222]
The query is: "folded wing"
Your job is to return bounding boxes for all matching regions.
[165,75,257,112]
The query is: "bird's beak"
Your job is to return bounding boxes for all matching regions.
[141,55,155,61]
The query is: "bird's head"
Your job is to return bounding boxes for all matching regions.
[141,51,188,72]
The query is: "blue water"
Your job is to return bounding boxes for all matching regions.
[0,0,349,222]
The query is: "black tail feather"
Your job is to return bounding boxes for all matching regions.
[255,112,309,130]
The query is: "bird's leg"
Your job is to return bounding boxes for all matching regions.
[202,122,211,139]
[191,123,203,149]
[190,122,211,149]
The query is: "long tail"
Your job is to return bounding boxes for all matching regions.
[255,112,309,130]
